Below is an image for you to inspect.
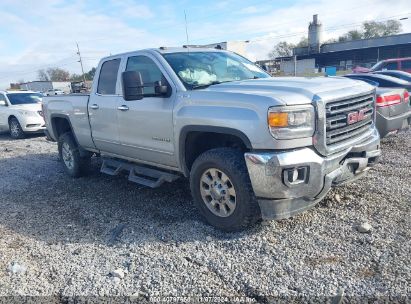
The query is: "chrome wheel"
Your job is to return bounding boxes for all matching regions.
[61,142,74,170]
[200,168,236,217]
[10,121,20,137]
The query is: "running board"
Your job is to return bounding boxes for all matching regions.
[100,158,180,188]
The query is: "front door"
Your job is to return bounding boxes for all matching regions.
[0,94,9,131]
[117,55,176,167]
[88,58,122,154]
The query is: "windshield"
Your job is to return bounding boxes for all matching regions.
[7,93,43,105]
[162,51,270,89]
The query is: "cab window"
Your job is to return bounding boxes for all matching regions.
[383,62,398,70]
[401,60,411,69]
[126,56,168,97]
[97,59,121,95]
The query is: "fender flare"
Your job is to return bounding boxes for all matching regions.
[179,125,252,176]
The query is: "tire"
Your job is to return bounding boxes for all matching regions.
[58,132,91,178]
[9,118,25,139]
[190,148,261,231]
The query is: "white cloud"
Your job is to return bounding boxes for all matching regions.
[0,0,171,88]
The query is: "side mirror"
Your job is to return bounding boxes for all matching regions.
[154,81,169,96]
[122,71,144,101]
[0,100,6,106]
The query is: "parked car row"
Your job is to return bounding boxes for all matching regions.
[343,72,411,138]
[353,57,411,74]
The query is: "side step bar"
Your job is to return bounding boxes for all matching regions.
[100,158,180,188]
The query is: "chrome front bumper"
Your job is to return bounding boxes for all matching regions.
[244,129,381,220]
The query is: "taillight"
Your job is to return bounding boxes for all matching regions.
[376,94,402,107]
[404,91,410,104]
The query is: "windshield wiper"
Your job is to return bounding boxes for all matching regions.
[191,81,224,90]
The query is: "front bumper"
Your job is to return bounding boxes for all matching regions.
[375,110,411,138]
[20,116,46,133]
[244,129,380,220]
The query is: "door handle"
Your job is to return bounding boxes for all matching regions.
[117,105,129,111]
[90,104,99,110]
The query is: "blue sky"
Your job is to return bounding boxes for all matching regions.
[0,0,410,88]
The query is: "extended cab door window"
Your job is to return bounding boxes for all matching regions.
[126,56,169,97]
[97,59,121,95]
[89,58,122,154]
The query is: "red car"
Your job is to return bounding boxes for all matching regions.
[353,57,411,73]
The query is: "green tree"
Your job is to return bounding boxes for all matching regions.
[338,30,363,42]
[269,41,295,58]
[363,20,402,38]
[70,67,96,82]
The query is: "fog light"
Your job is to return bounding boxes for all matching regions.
[283,166,309,186]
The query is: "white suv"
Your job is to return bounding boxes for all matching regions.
[0,91,46,139]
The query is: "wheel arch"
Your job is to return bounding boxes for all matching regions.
[179,125,252,177]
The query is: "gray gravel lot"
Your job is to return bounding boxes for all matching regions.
[0,131,410,302]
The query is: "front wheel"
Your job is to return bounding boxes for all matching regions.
[190,148,261,231]
[9,118,25,139]
[58,132,90,177]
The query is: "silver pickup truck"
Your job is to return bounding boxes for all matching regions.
[42,47,381,231]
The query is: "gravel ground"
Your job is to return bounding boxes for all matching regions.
[0,131,410,303]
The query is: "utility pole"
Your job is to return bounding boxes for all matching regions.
[293,55,297,76]
[76,42,87,85]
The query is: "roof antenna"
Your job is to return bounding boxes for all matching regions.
[184,10,190,48]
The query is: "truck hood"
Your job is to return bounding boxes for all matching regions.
[203,77,373,105]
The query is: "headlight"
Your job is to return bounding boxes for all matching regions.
[18,110,37,117]
[268,105,315,139]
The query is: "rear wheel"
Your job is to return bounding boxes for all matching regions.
[58,132,91,177]
[190,148,261,231]
[9,118,25,139]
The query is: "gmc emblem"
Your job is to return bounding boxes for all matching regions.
[347,108,368,125]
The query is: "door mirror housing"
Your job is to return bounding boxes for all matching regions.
[0,100,6,106]
[122,71,144,101]
[154,81,169,96]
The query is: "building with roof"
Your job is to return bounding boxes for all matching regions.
[19,81,71,93]
[290,15,411,71]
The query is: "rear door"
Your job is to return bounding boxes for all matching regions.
[116,54,176,167]
[88,58,123,154]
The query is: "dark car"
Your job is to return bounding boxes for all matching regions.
[344,73,411,91]
[373,70,411,83]
[344,74,411,138]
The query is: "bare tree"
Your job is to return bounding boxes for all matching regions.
[37,69,49,81]
[46,68,70,81]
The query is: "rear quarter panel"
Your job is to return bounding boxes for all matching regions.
[43,95,95,149]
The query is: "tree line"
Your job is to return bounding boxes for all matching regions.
[37,67,96,82]
[269,19,402,58]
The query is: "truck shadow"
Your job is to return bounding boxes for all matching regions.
[0,152,261,247]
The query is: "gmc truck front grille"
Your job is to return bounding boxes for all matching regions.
[325,94,374,146]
